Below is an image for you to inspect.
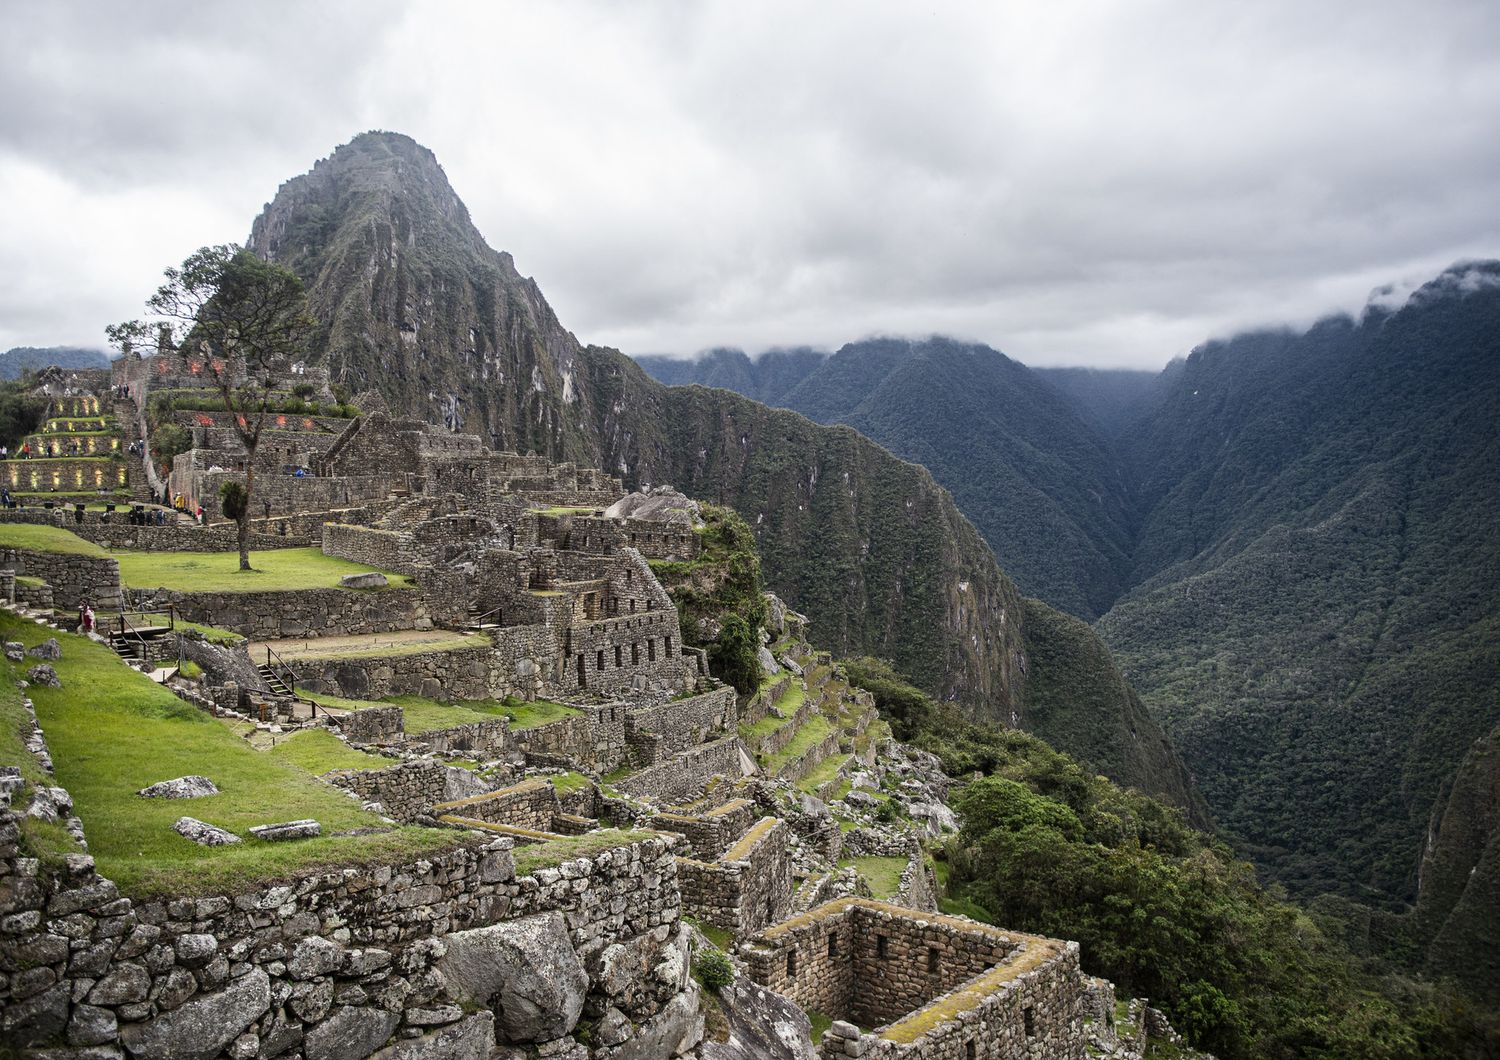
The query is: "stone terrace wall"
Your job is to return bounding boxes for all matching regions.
[432,779,558,832]
[0,765,690,1060]
[626,686,735,757]
[616,735,748,803]
[327,760,450,822]
[741,677,792,728]
[79,524,312,552]
[161,586,440,640]
[509,704,626,773]
[334,705,404,745]
[403,719,511,760]
[295,644,495,702]
[821,939,1086,1060]
[648,797,756,859]
[0,546,122,611]
[675,817,793,938]
[321,524,418,576]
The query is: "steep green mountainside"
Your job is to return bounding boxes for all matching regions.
[1412,721,1500,1006]
[1100,266,1500,912]
[638,337,1137,620]
[1031,365,1165,438]
[0,345,110,379]
[244,131,1199,811]
[635,346,825,406]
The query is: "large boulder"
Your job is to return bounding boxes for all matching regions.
[138,775,219,799]
[368,1013,494,1060]
[341,572,389,590]
[27,637,61,659]
[303,1004,401,1060]
[436,912,587,1044]
[119,967,270,1059]
[26,664,60,688]
[612,984,705,1059]
[701,978,817,1060]
[174,816,241,846]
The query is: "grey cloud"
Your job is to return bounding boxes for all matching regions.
[2,0,1498,367]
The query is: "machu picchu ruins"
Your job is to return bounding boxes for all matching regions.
[0,359,1200,1059]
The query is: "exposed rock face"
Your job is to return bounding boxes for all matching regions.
[610,983,704,1059]
[118,967,271,1059]
[702,978,817,1060]
[173,816,241,846]
[604,486,702,526]
[303,1004,401,1060]
[137,775,219,799]
[435,912,587,1043]
[245,131,1027,716]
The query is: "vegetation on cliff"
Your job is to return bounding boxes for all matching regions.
[849,663,1500,1059]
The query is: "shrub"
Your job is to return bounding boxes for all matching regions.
[693,946,734,991]
[219,480,248,521]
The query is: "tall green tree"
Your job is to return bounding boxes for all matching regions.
[109,245,315,570]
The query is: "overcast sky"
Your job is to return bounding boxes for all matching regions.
[3,1,1497,368]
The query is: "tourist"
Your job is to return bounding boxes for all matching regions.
[80,602,95,634]
[196,504,205,525]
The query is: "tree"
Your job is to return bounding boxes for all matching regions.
[109,245,315,570]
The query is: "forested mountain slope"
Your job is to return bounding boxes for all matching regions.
[242,131,1200,811]
[1100,265,1500,909]
[640,337,1138,619]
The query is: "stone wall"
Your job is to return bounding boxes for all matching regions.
[647,797,756,859]
[321,524,417,576]
[78,523,312,552]
[161,587,439,640]
[626,687,735,757]
[432,779,559,832]
[744,899,1085,1059]
[334,706,404,746]
[326,760,451,822]
[0,761,692,1060]
[616,736,749,803]
[403,719,512,760]
[509,704,626,774]
[562,610,686,696]
[567,516,700,561]
[294,644,495,702]
[675,817,794,938]
[0,546,122,611]
[741,677,791,728]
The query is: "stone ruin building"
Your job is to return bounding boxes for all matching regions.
[0,365,1196,1059]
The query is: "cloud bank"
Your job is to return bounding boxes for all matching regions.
[3,0,1498,367]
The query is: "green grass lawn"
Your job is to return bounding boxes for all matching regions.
[0,613,459,896]
[797,753,851,794]
[839,855,908,900]
[549,771,593,797]
[116,547,413,592]
[763,714,834,774]
[0,523,109,556]
[302,691,580,735]
[266,729,394,773]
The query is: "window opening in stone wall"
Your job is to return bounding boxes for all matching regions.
[965,1042,976,1060]
[597,650,605,672]
[648,639,656,662]
[1024,1006,1036,1037]
[827,934,838,958]
[615,645,623,668]
[665,635,673,654]
[877,934,889,958]
[926,947,939,973]
[787,950,798,978]
[576,653,585,688]
[632,642,640,665]
[629,598,636,613]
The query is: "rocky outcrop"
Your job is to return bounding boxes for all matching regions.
[702,978,817,1060]
[435,912,587,1043]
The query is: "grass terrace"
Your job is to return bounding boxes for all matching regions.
[300,690,580,734]
[0,612,461,897]
[0,523,109,556]
[116,547,414,592]
[762,714,834,774]
[511,828,655,876]
[266,729,395,773]
[797,753,851,795]
[838,855,907,900]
